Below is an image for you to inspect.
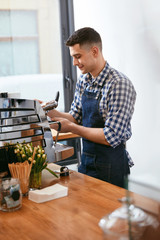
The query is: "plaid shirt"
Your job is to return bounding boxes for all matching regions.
[69,62,136,164]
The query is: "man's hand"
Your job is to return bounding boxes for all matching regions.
[35,99,43,104]
[50,117,73,133]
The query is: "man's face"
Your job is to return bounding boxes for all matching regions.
[69,44,96,75]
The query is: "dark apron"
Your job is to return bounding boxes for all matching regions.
[78,87,130,188]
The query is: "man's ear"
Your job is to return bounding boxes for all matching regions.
[91,46,99,57]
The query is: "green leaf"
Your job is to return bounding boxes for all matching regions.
[45,167,58,178]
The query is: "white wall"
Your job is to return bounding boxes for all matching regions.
[73,0,160,194]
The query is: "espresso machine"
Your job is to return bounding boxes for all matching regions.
[0,93,73,176]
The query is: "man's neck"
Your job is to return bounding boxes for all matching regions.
[91,59,106,78]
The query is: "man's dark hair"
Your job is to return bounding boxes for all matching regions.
[66,27,102,51]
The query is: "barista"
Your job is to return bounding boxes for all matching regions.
[45,27,136,188]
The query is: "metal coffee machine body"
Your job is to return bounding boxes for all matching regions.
[0,93,73,175]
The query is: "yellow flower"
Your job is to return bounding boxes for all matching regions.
[15,149,19,154]
[28,157,32,162]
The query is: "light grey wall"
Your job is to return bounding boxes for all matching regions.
[73,0,160,194]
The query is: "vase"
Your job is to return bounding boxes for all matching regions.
[29,172,42,189]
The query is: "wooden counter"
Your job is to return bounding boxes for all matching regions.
[51,129,80,141]
[0,167,160,240]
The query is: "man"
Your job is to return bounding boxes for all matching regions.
[48,27,136,188]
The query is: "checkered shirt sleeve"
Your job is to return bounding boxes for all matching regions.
[103,72,136,148]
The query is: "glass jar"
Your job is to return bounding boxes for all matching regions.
[0,178,22,212]
[99,197,158,240]
[19,177,30,196]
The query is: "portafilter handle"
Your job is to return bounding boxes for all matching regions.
[42,91,60,112]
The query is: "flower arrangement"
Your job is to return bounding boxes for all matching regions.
[8,142,58,191]
[14,143,48,173]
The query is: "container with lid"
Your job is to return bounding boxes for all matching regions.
[99,197,158,240]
